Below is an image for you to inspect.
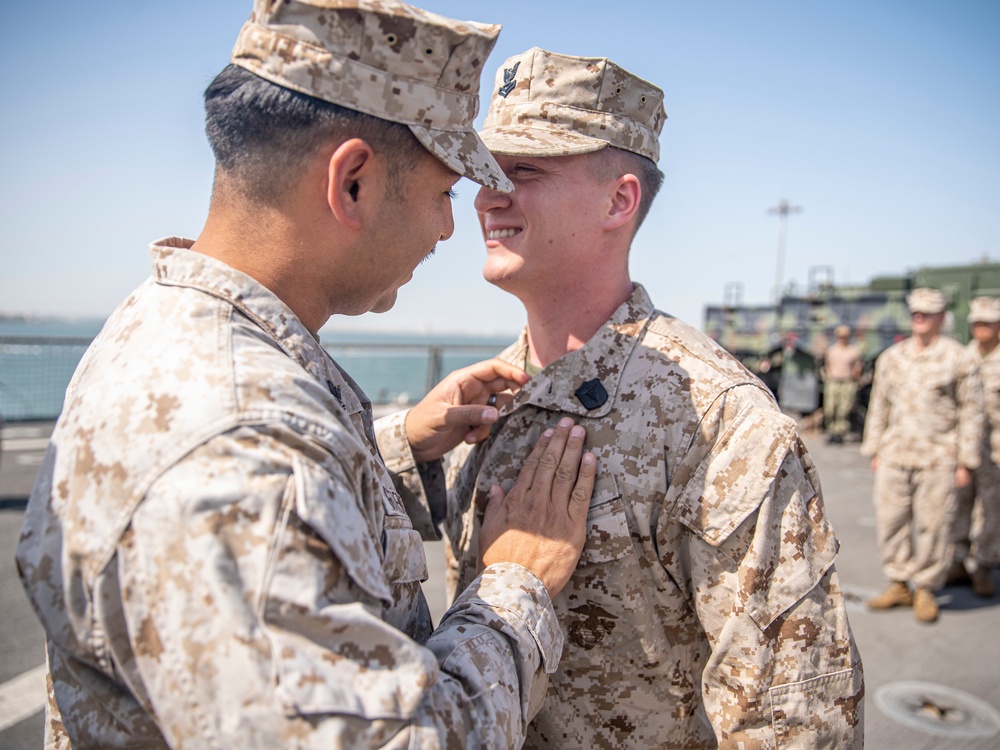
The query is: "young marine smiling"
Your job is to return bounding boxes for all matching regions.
[381,46,866,748]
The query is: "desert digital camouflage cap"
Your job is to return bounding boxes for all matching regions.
[231,0,512,192]
[479,47,667,162]
[906,287,947,315]
[969,296,1000,324]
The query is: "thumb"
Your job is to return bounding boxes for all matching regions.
[463,423,492,445]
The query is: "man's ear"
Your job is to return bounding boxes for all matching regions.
[604,173,641,232]
[327,138,379,230]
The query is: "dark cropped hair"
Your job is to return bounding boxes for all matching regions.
[204,64,424,205]
[587,146,665,235]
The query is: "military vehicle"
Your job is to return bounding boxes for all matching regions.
[705,261,1000,425]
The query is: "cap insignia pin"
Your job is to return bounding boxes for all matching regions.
[498,61,520,98]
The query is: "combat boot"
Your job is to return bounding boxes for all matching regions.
[945,560,972,586]
[913,587,938,623]
[972,566,995,598]
[867,581,913,610]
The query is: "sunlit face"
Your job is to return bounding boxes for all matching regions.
[360,151,458,314]
[473,153,609,296]
[910,310,944,336]
[971,320,1000,346]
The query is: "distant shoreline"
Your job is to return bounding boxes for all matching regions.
[0,317,520,346]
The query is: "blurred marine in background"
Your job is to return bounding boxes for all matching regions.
[862,287,984,622]
[821,324,862,443]
[949,295,1000,597]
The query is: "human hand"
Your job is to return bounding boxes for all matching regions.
[479,418,596,598]
[956,465,972,489]
[405,359,529,462]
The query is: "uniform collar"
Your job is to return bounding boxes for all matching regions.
[500,284,655,417]
[149,237,367,419]
[903,334,948,358]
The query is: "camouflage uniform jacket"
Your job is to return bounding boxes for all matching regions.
[968,340,1000,465]
[861,335,983,469]
[15,238,563,749]
[381,285,864,748]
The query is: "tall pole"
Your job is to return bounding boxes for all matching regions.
[768,199,802,304]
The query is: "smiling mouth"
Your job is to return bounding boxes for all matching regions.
[487,228,521,240]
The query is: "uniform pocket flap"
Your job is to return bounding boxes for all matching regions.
[579,477,632,566]
[381,517,429,585]
[675,406,797,547]
[739,447,839,630]
[294,455,392,605]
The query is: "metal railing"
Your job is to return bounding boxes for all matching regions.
[0,336,504,422]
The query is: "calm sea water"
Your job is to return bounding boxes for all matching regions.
[0,318,516,422]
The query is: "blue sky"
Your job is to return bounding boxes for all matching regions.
[1,0,997,337]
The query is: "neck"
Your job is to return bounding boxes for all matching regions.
[913,330,940,350]
[979,338,1000,355]
[193,197,331,334]
[523,274,633,368]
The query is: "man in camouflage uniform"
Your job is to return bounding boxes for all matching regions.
[862,287,983,622]
[385,47,864,748]
[15,4,599,748]
[821,324,862,443]
[949,296,1000,597]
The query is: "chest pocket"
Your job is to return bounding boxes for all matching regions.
[379,480,429,586]
[558,475,671,672]
[924,365,956,400]
[578,475,632,565]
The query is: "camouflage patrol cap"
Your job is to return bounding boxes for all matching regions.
[479,47,667,162]
[230,0,512,192]
[969,296,1000,324]
[906,287,947,314]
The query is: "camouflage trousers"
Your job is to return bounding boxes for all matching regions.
[951,459,1000,567]
[823,380,857,437]
[874,462,957,589]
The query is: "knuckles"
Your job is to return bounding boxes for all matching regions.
[554,464,577,485]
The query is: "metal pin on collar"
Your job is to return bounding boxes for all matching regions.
[487,393,498,407]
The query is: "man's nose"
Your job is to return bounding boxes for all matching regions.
[474,184,512,214]
[439,204,455,242]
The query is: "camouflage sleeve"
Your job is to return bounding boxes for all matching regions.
[375,408,446,540]
[957,352,985,470]
[117,427,559,749]
[860,349,892,457]
[664,387,864,746]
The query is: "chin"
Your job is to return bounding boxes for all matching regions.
[482,268,509,289]
[483,260,522,286]
[370,291,399,314]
